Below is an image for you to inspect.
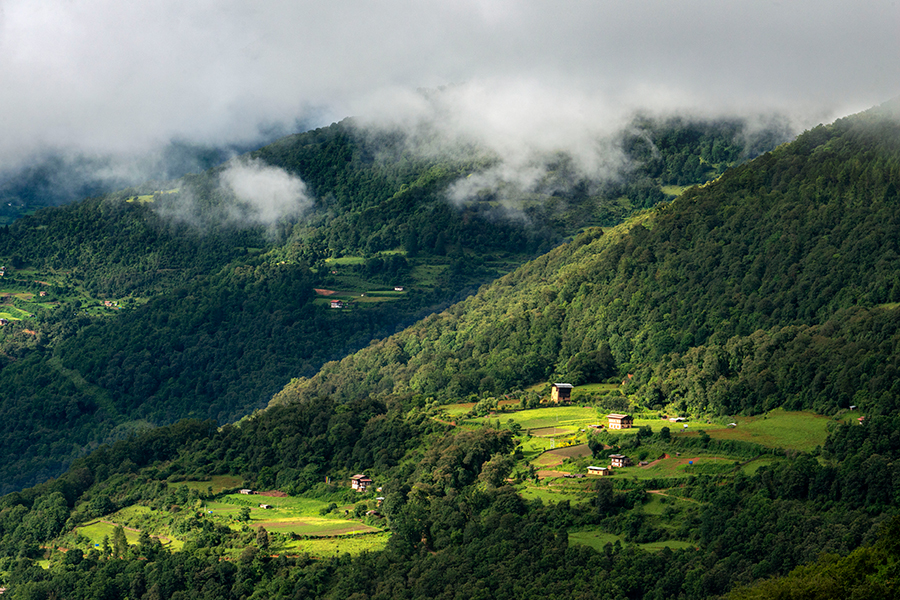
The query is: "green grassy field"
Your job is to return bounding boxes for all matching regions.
[210,493,382,537]
[568,529,620,549]
[213,493,333,517]
[477,406,601,431]
[74,517,189,552]
[75,505,185,551]
[519,436,557,459]
[740,456,781,475]
[125,189,179,203]
[442,402,476,418]
[0,305,33,320]
[705,408,830,452]
[255,517,378,537]
[56,489,387,559]
[573,383,620,394]
[282,532,391,558]
[568,529,696,552]
[593,409,830,453]
[77,520,142,547]
[325,256,366,266]
[660,184,693,197]
[641,493,672,516]
[624,456,740,480]
[408,262,449,287]
[519,481,594,504]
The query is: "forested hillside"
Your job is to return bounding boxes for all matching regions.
[279,99,900,420]
[2,102,900,600]
[0,112,776,493]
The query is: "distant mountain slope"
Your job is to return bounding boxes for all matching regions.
[275,99,900,418]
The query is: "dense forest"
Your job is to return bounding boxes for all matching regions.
[0,112,779,493]
[8,100,900,598]
[3,380,900,598]
[279,100,900,421]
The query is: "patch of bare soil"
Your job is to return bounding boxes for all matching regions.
[547,443,592,459]
[537,470,568,479]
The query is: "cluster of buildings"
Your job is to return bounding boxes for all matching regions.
[548,384,640,476]
[586,416,634,477]
[586,454,633,477]
[585,412,637,476]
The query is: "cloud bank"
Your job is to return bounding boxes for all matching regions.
[1,1,898,187]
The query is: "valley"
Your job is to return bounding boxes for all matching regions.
[2,101,900,599]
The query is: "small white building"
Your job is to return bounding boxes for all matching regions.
[609,454,632,468]
[350,474,373,492]
[607,414,633,429]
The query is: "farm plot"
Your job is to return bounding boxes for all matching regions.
[212,493,383,538]
[77,520,142,547]
[706,408,830,452]
[283,532,391,558]
[619,455,740,480]
[255,518,378,537]
[475,406,600,432]
[215,493,332,516]
[550,444,593,459]
[75,518,182,551]
[74,505,185,551]
[530,443,593,470]
[519,479,594,504]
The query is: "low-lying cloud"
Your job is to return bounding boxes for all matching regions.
[153,158,312,230]
[218,158,313,226]
[1,1,898,207]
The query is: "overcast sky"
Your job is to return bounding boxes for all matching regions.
[2,0,898,171]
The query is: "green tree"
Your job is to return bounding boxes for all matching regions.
[479,453,515,488]
[256,526,269,550]
[112,524,128,558]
